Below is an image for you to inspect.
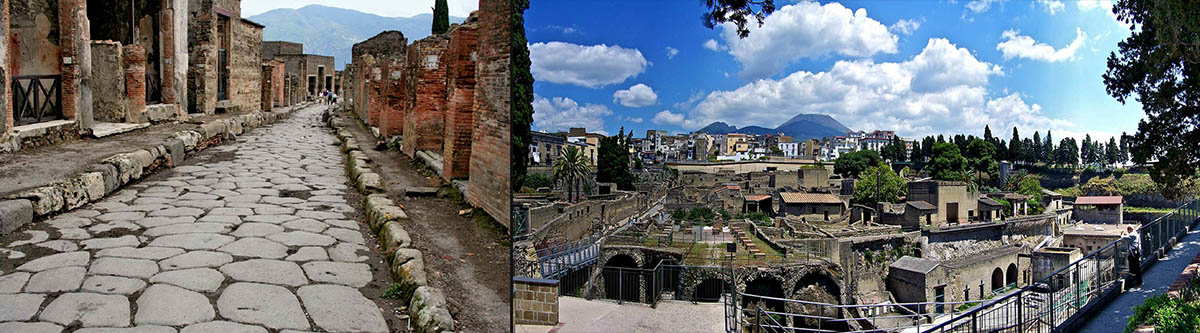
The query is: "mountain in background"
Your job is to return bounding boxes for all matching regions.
[693,114,852,140]
[248,5,466,69]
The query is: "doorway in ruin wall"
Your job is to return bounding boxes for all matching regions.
[88,0,164,103]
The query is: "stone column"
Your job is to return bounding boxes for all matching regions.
[169,0,188,117]
[59,0,95,132]
[123,45,147,122]
[0,0,10,135]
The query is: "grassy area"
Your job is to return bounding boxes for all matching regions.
[1124,206,1175,214]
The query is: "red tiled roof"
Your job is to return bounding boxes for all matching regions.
[744,194,772,201]
[780,192,842,204]
[1076,196,1123,205]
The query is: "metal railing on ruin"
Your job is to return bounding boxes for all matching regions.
[12,75,63,126]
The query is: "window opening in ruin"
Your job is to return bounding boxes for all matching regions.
[217,15,230,101]
[934,286,945,313]
[307,75,317,97]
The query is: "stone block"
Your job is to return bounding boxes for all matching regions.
[390,248,427,286]
[410,286,455,333]
[377,222,412,252]
[164,139,186,166]
[8,186,65,216]
[0,199,35,236]
[357,172,383,193]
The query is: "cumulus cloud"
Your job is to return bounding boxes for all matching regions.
[529,42,649,88]
[966,0,1004,13]
[665,47,679,59]
[612,83,659,108]
[1038,0,1065,14]
[890,19,921,35]
[532,96,613,132]
[718,1,898,79]
[652,111,687,127]
[703,39,723,51]
[677,38,1070,138]
[996,28,1087,62]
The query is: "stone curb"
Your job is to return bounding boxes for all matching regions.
[324,108,457,333]
[0,104,309,235]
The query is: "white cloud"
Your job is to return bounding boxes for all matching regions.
[545,25,578,34]
[666,47,679,59]
[718,1,898,79]
[996,28,1087,62]
[652,111,687,127]
[966,0,1004,13]
[703,39,723,51]
[1077,0,1126,28]
[679,38,1070,138]
[1037,0,1065,14]
[627,117,644,123]
[529,42,649,88]
[890,19,922,35]
[532,96,613,133]
[612,83,659,108]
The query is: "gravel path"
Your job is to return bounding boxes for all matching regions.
[0,105,396,332]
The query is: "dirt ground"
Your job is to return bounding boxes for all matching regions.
[344,115,511,332]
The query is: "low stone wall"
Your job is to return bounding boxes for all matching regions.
[1168,252,1200,298]
[325,109,456,333]
[514,277,560,326]
[0,105,305,237]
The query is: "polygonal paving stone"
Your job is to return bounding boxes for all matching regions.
[135,217,197,228]
[150,268,225,293]
[219,259,309,287]
[323,219,360,230]
[197,215,242,224]
[59,228,93,240]
[81,235,142,250]
[178,193,219,200]
[110,204,172,212]
[47,216,94,228]
[253,207,295,215]
[90,257,159,279]
[176,200,225,209]
[297,284,388,333]
[216,283,310,330]
[0,293,45,321]
[149,207,205,217]
[285,247,329,262]
[98,246,186,260]
[8,230,50,247]
[324,228,365,245]
[0,272,32,292]
[76,325,177,333]
[145,223,233,237]
[281,219,327,233]
[180,321,267,333]
[37,240,80,252]
[25,266,86,293]
[301,262,372,288]
[96,212,146,222]
[17,251,90,272]
[231,223,284,237]
[149,234,235,250]
[82,275,148,295]
[208,207,254,216]
[135,284,215,326]
[159,251,234,270]
[297,211,345,220]
[89,221,143,234]
[0,322,63,333]
[243,215,299,224]
[39,292,131,327]
[266,231,336,247]
[216,238,287,259]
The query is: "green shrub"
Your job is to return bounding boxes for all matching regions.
[1125,294,1200,333]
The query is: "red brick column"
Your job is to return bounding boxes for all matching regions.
[58,0,87,123]
[160,7,177,105]
[468,0,514,224]
[441,21,480,180]
[123,45,147,122]
[401,37,449,158]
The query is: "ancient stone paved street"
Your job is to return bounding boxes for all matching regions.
[0,106,392,332]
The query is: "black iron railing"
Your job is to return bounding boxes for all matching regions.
[12,75,63,126]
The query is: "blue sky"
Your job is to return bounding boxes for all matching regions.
[526,0,1138,142]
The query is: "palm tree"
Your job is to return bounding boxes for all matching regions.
[553,146,592,202]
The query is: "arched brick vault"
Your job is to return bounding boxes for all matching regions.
[599,247,646,268]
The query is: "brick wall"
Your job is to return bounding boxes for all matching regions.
[374,57,407,137]
[401,36,449,157]
[513,277,559,326]
[441,17,479,180]
[187,0,217,114]
[467,0,513,225]
[229,20,262,112]
[261,59,284,109]
[263,41,302,60]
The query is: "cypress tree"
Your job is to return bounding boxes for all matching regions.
[432,0,450,35]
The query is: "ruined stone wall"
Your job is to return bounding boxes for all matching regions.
[262,40,302,60]
[186,0,216,114]
[11,0,63,76]
[372,57,407,137]
[466,0,513,224]
[228,20,261,112]
[441,19,479,180]
[90,41,126,123]
[349,31,407,131]
[261,60,284,109]
[400,36,448,157]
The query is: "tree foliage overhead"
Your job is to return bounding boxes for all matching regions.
[927,142,969,181]
[552,146,592,202]
[854,161,907,205]
[511,0,535,192]
[432,0,450,35]
[702,0,777,38]
[1105,0,1200,198]
[834,150,882,179]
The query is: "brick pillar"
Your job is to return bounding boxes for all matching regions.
[123,45,147,122]
[441,20,480,180]
[159,7,177,105]
[402,37,449,158]
[467,0,514,225]
[59,0,94,130]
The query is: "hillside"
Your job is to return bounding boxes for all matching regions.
[248,5,465,69]
[694,114,852,140]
